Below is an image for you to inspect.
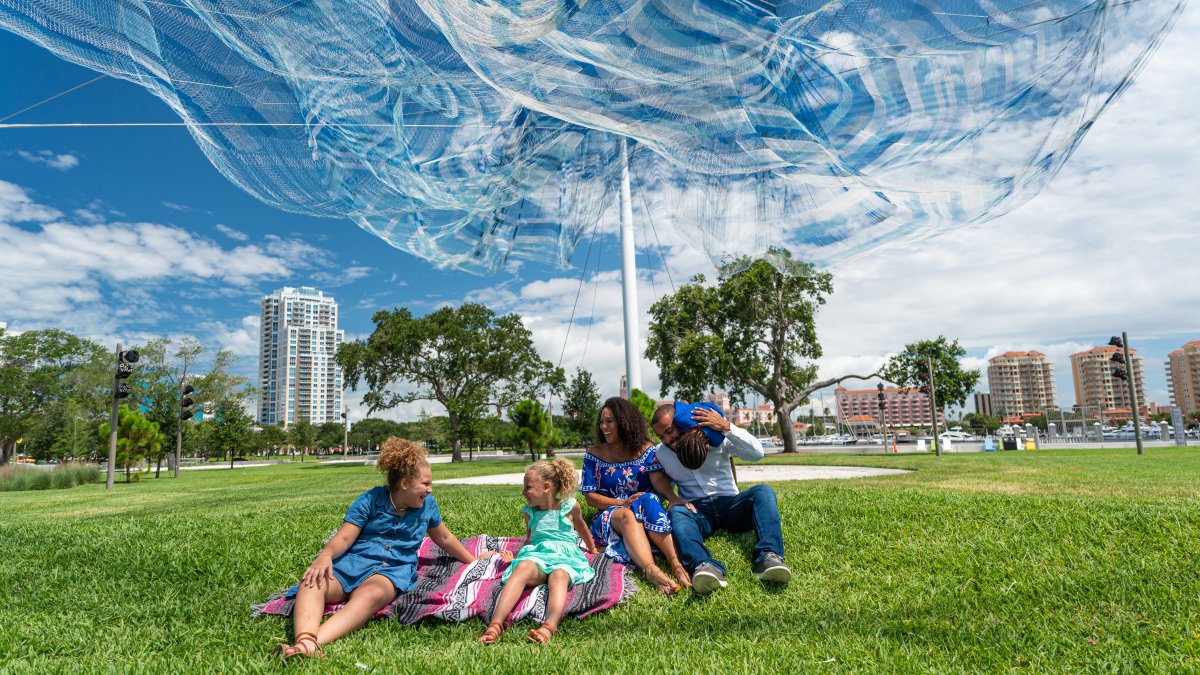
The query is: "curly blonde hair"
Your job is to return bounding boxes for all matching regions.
[527,456,578,500]
[377,437,428,489]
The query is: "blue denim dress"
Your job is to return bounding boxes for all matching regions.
[287,486,442,598]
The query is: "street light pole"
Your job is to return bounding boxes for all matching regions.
[342,408,349,460]
[1121,331,1144,456]
[926,357,941,457]
[107,343,121,490]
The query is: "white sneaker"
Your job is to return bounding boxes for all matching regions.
[692,563,728,596]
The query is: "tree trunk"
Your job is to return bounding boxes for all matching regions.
[0,439,13,466]
[155,457,162,478]
[775,401,799,453]
[449,413,463,463]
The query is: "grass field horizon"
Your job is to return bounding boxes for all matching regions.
[3,447,1198,672]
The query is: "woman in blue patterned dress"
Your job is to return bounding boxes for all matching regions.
[581,397,689,594]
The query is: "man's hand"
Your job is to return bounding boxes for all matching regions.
[668,499,697,514]
[690,407,730,434]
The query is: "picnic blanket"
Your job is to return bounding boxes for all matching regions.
[253,535,636,625]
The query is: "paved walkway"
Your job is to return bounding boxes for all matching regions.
[439,464,909,485]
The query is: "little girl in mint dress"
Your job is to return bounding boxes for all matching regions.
[479,457,598,644]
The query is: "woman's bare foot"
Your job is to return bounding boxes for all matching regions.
[644,565,680,595]
[670,561,692,589]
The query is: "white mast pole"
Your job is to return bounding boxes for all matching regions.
[618,137,642,395]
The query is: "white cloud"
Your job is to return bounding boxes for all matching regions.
[0,181,305,333]
[17,150,80,171]
[200,314,261,358]
[0,180,62,222]
[215,223,249,241]
[162,201,192,212]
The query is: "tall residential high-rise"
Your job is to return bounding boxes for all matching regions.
[986,351,1056,420]
[258,286,344,427]
[973,392,994,418]
[1070,345,1145,418]
[1166,340,1200,417]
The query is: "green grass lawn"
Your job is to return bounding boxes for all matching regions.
[3,448,1199,673]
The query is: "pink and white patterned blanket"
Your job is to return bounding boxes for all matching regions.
[253,535,635,625]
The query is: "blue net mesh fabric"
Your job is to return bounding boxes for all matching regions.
[0,0,1183,272]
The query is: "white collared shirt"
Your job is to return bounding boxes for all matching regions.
[655,424,764,501]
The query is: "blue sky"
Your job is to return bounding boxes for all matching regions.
[2,6,1198,424]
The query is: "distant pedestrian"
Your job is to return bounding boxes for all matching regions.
[276,437,492,659]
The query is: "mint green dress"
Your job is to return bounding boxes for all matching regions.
[502,497,595,587]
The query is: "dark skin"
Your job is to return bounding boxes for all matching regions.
[585,405,690,591]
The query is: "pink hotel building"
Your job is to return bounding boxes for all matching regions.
[835,386,944,429]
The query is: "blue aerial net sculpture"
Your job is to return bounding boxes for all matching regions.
[0,1,1184,272]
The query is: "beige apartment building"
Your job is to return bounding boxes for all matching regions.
[1166,340,1200,417]
[1070,345,1145,418]
[986,351,1056,420]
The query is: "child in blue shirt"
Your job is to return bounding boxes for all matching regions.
[278,438,494,659]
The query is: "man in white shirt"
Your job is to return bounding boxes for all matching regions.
[649,403,791,596]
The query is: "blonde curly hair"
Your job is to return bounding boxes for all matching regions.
[377,437,428,489]
[527,456,578,500]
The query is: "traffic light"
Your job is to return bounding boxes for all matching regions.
[877,383,886,410]
[1108,336,1123,348]
[179,383,196,420]
[1110,348,1127,381]
[114,349,139,399]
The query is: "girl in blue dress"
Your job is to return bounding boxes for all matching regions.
[581,397,689,594]
[278,438,494,659]
[479,457,598,644]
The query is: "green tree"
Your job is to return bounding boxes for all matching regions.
[0,329,110,465]
[259,422,288,458]
[339,303,565,462]
[288,416,319,461]
[348,418,406,453]
[210,393,256,468]
[99,405,164,482]
[317,421,344,450]
[629,388,657,439]
[509,399,554,461]
[562,368,601,445]
[962,412,1002,434]
[645,249,878,453]
[882,337,981,411]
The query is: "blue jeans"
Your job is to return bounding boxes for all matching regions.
[667,484,784,575]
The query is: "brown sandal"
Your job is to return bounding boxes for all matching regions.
[478,621,505,644]
[282,631,324,659]
[527,623,556,644]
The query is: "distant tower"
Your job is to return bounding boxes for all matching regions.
[619,374,628,399]
[1166,340,1200,418]
[258,286,344,428]
[986,351,1056,420]
[1070,345,1145,419]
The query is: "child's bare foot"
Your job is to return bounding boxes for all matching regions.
[527,622,557,644]
[645,565,680,595]
[670,562,692,588]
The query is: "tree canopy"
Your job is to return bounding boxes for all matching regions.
[509,399,555,461]
[645,249,878,453]
[882,336,981,410]
[338,303,564,461]
[0,329,110,465]
[562,368,600,446]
